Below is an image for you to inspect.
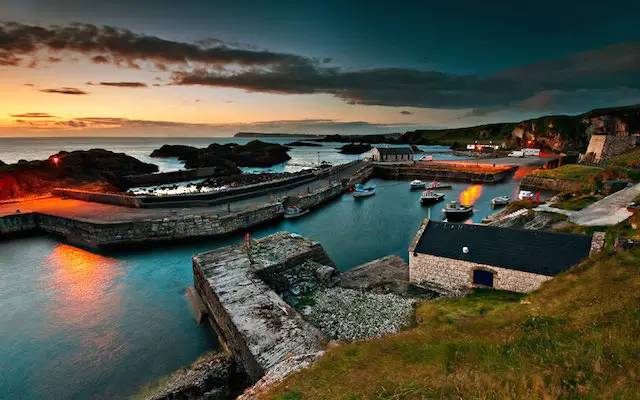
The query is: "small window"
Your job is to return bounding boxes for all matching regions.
[472,269,494,287]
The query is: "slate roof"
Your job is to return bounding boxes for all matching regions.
[413,220,593,276]
[374,147,414,155]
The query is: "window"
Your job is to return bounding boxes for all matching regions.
[472,269,494,287]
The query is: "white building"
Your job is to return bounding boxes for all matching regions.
[371,147,414,162]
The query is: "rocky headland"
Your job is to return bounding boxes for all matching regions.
[0,149,158,200]
[150,140,290,170]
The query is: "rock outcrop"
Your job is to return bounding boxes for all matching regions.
[0,149,158,200]
[150,140,290,170]
[285,141,322,147]
[337,143,372,154]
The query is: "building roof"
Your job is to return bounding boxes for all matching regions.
[411,220,593,276]
[374,146,414,155]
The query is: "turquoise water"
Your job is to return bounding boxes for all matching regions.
[0,177,519,399]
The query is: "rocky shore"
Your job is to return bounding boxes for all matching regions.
[0,149,158,200]
[137,352,244,400]
[150,140,290,170]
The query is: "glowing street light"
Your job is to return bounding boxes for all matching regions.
[51,156,60,166]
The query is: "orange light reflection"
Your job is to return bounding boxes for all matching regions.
[459,184,483,206]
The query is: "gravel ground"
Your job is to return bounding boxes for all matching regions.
[305,287,415,341]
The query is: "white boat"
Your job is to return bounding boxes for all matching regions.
[420,190,445,205]
[410,180,426,190]
[284,206,310,218]
[491,195,510,207]
[518,190,535,201]
[353,183,376,198]
[443,201,473,222]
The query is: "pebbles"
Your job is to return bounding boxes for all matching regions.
[305,287,415,341]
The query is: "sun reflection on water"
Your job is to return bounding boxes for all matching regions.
[459,184,483,206]
[45,244,124,365]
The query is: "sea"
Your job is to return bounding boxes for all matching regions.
[0,136,521,399]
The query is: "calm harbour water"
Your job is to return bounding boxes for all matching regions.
[0,137,519,399]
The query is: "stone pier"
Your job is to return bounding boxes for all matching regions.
[192,232,332,382]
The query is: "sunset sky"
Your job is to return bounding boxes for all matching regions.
[2,0,640,136]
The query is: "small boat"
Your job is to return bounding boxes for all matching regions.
[353,183,376,198]
[284,206,310,219]
[410,180,427,190]
[491,195,510,207]
[420,190,445,205]
[443,201,473,222]
[427,180,452,190]
[518,190,535,201]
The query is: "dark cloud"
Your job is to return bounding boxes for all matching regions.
[172,42,640,111]
[400,110,413,115]
[0,22,313,68]
[39,87,88,95]
[98,81,148,88]
[10,112,57,118]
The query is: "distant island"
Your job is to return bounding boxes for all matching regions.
[234,132,322,138]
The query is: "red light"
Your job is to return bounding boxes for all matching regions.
[52,156,60,166]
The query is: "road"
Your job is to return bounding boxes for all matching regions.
[569,183,640,226]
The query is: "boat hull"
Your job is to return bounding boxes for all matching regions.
[284,209,310,219]
[444,208,473,222]
[353,191,375,198]
[420,194,445,205]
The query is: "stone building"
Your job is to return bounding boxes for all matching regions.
[371,146,414,162]
[408,219,597,294]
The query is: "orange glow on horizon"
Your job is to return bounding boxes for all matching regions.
[459,184,483,206]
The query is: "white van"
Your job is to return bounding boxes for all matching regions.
[523,148,541,156]
[508,150,524,157]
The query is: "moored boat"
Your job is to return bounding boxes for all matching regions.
[284,206,310,218]
[518,190,535,201]
[427,180,452,189]
[410,179,426,190]
[443,201,473,221]
[353,183,376,198]
[491,195,510,207]
[420,190,445,205]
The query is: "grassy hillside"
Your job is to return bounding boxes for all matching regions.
[263,249,640,399]
[403,104,640,150]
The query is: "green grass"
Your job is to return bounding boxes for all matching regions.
[552,194,600,211]
[264,249,640,400]
[530,164,603,182]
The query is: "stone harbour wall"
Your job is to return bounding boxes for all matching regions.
[0,202,284,249]
[374,164,513,183]
[519,175,587,193]
[409,252,552,294]
[52,188,142,208]
[0,212,38,236]
[192,233,328,383]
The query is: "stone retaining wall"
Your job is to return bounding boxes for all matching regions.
[374,164,513,183]
[0,212,38,236]
[520,175,586,192]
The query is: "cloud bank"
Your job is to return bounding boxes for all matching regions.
[2,22,640,113]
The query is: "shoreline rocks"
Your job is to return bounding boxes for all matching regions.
[150,140,290,170]
[0,149,158,200]
[137,352,245,400]
[285,141,322,147]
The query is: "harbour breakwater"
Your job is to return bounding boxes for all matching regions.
[0,179,359,249]
[373,163,514,183]
[519,175,586,192]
